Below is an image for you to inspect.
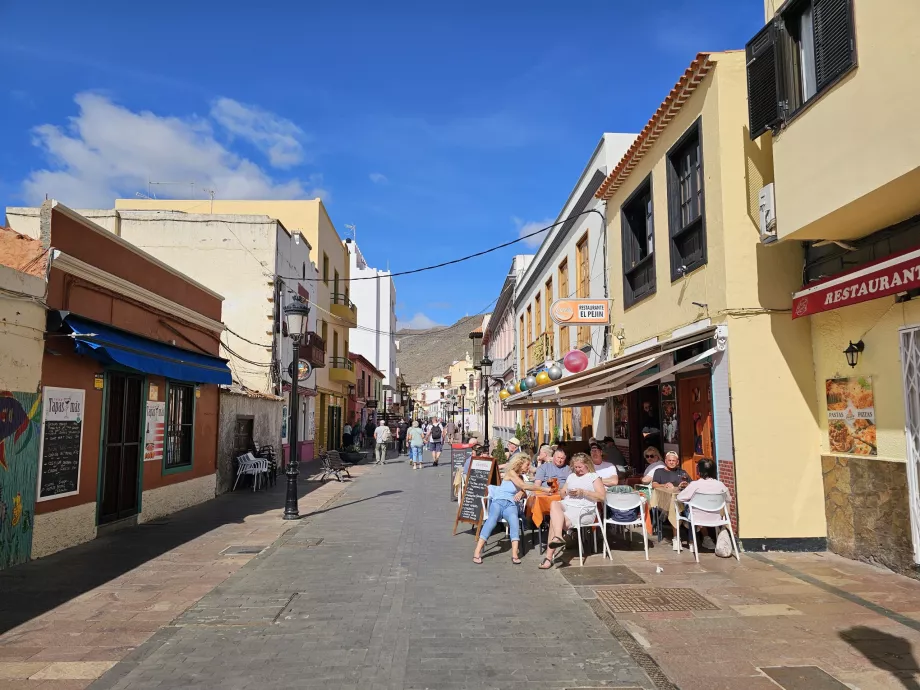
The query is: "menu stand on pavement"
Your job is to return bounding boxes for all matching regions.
[453,455,500,537]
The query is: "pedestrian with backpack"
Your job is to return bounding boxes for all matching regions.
[425,417,445,467]
[373,420,391,465]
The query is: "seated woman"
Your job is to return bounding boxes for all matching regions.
[640,447,664,483]
[473,453,551,565]
[677,458,731,551]
[540,453,606,569]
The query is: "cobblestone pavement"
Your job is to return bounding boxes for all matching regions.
[87,451,657,690]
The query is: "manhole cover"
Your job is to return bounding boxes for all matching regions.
[596,588,718,613]
[561,566,644,587]
[760,666,850,689]
[220,545,267,556]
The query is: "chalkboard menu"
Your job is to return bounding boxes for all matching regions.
[453,456,499,535]
[38,387,85,501]
[449,444,474,501]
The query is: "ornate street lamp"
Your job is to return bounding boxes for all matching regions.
[480,356,493,447]
[283,298,310,520]
[459,383,467,441]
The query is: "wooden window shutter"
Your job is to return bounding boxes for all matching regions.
[646,195,656,292]
[813,0,855,91]
[746,22,783,139]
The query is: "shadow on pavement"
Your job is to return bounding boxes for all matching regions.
[301,490,402,519]
[0,478,305,636]
[841,626,920,690]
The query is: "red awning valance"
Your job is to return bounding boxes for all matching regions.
[793,246,920,319]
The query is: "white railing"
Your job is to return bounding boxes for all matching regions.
[490,352,515,376]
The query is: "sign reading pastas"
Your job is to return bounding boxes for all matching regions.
[144,401,166,462]
[550,299,610,325]
[37,387,85,501]
[453,456,500,535]
[825,377,876,456]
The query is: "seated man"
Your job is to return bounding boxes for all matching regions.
[589,443,614,472]
[677,457,731,552]
[651,451,691,550]
[533,448,572,488]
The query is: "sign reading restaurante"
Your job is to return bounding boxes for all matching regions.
[550,299,610,325]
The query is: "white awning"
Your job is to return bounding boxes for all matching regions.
[503,326,720,411]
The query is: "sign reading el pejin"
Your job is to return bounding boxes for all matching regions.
[550,299,610,325]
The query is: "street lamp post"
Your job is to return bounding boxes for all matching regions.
[480,357,493,448]
[459,383,467,442]
[283,298,310,521]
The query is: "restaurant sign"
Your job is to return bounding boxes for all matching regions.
[550,299,610,325]
[792,247,920,319]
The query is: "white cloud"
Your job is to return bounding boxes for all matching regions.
[369,172,388,185]
[397,312,442,330]
[22,92,323,207]
[209,97,305,169]
[513,216,555,249]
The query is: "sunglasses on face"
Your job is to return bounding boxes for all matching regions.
[644,454,657,459]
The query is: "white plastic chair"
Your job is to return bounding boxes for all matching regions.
[233,452,266,491]
[676,493,740,562]
[605,493,649,561]
[572,505,610,567]
[481,491,526,556]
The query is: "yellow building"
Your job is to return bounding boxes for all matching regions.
[115,198,356,452]
[745,0,920,572]
[506,50,825,549]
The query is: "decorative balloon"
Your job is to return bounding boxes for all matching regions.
[514,381,523,393]
[535,371,551,386]
[505,384,516,396]
[519,378,529,392]
[499,388,511,400]
[524,375,538,390]
[563,349,589,373]
[547,363,564,381]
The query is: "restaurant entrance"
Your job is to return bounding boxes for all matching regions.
[898,325,920,564]
[99,372,143,525]
[676,373,714,481]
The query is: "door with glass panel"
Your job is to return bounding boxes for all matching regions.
[898,326,920,564]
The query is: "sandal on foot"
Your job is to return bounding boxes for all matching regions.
[538,557,553,570]
[552,544,566,563]
[548,537,566,549]
[512,557,522,565]
[472,556,483,565]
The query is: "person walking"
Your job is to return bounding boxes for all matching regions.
[373,420,391,465]
[397,418,409,455]
[406,420,426,469]
[426,417,445,467]
[364,419,375,449]
[343,421,353,448]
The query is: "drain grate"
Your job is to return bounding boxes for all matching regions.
[759,666,851,689]
[596,587,718,613]
[220,545,267,556]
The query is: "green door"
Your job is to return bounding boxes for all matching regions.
[0,391,41,570]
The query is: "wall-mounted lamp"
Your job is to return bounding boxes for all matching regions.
[844,340,864,368]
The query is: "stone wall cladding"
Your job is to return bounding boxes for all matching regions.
[821,454,916,577]
[31,502,97,559]
[140,474,216,524]
[718,459,739,533]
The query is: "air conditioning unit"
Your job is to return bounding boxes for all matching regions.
[759,183,777,243]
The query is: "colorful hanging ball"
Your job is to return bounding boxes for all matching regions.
[547,363,564,381]
[519,379,530,392]
[499,388,511,400]
[563,349,589,373]
[505,384,516,396]
[535,371,551,386]
[524,375,538,390]
[514,381,523,393]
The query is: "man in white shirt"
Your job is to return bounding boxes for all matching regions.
[373,420,391,465]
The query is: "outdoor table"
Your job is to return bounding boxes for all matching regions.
[649,487,682,538]
[526,493,561,527]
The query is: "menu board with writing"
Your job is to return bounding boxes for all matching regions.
[37,387,85,501]
[144,401,165,462]
[449,444,474,501]
[453,457,499,534]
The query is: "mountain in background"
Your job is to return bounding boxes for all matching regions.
[396,314,483,384]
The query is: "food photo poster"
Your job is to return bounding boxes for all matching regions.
[825,376,876,456]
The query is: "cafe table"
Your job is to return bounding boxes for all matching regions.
[526,492,561,528]
[649,487,682,538]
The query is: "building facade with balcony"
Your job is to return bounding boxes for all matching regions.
[746,0,920,572]
[512,133,634,445]
[112,198,355,453]
[483,255,533,443]
[348,353,384,434]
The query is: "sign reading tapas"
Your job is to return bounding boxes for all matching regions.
[550,299,610,325]
[792,247,920,319]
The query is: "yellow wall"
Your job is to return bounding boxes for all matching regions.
[605,52,825,539]
[766,0,920,241]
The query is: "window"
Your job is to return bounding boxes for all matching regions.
[334,270,339,299]
[621,175,656,307]
[333,330,339,359]
[165,383,194,469]
[557,260,570,353]
[321,319,328,345]
[534,294,542,339]
[544,279,553,358]
[576,235,590,347]
[519,315,525,375]
[666,120,706,280]
[322,254,329,284]
[746,0,856,138]
[302,262,306,280]
[525,306,532,368]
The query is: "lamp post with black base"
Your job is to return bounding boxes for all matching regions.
[283,298,310,521]
[459,384,467,442]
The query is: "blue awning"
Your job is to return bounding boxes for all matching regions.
[63,315,232,385]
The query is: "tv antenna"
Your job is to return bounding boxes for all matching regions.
[146,181,216,212]
[344,223,357,242]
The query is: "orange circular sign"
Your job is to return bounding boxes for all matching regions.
[551,302,575,323]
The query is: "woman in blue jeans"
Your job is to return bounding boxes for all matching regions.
[473,454,551,565]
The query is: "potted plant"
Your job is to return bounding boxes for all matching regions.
[340,444,366,464]
[493,438,506,464]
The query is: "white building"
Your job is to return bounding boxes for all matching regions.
[6,207,322,490]
[511,132,634,444]
[345,239,397,392]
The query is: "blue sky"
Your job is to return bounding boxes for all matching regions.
[0,0,762,329]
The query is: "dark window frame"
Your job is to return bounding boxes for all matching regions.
[164,381,195,472]
[621,174,656,308]
[666,118,707,281]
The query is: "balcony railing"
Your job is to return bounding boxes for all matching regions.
[329,356,354,371]
[299,331,326,368]
[490,353,514,377]
[331,293,356,311]
[527,331,555,371]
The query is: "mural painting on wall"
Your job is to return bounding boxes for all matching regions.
[826,377,876,456]
[0,391,41,570]
[660,383,678,444]
[612,395,628,441]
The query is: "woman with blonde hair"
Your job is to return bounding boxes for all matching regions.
[473,452,551,565]
[540,453,605,569]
